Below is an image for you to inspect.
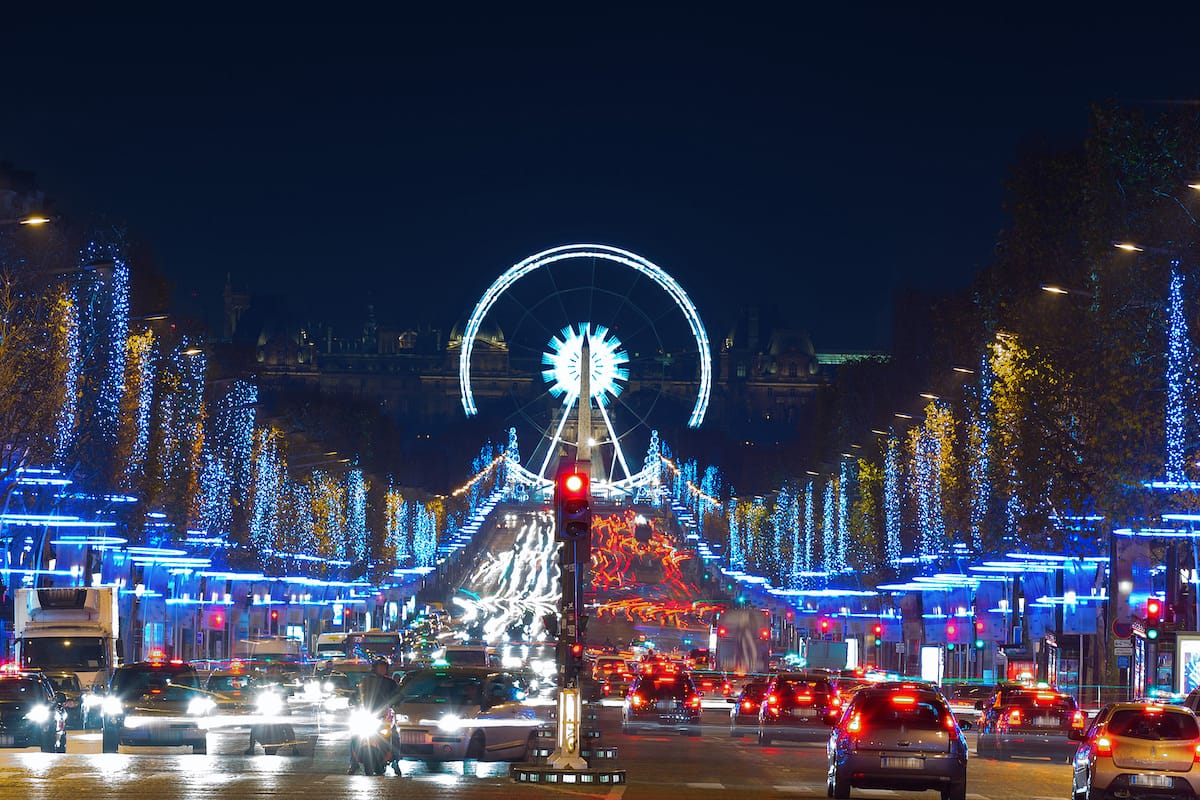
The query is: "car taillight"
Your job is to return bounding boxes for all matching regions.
[630,693,644,707]
[796,692,813,704]
[846,713,863,735]
[742,700,754,711]
[891,695,916,705]
[689,694,702,709]
[1071,711,1086,729]
[766,693,779,706]
[1094,736,1112,757]
[944,714,957,732]
[1194,743,1200,764]
[1008,708,1021,726]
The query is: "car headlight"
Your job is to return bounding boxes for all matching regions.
[256,692,284,715]
[25,704,51,723]
[349,708,386,737]
[437,714,463,732]
[187,696,217,716]
[102,696,125,717]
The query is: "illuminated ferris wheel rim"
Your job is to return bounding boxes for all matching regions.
[458,243,713,428]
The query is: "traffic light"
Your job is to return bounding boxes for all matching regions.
[974,620,985,649]
[270,608,279,634]
[873,622,883,647]
[208,610,225,630]
[555,468,591,541]
[1147,597,1163,640]
[818,618,831,636]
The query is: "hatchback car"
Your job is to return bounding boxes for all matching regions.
[391,667,538,762]
[41,671,85,729]
[827,684,967,800]
[101,658,205,753]
[729,680,769,737]
[622,670,702,736]
[976,688,1084,760]
[0,668,67,751]
[1071,702,1200,799]
[758,672,840,745]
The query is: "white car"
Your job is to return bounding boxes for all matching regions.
[392,667,539,762]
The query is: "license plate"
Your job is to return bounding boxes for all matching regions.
[1130,774,1173,788]
[1033,716,1057,727]
[881,756,923,769]
[790,709,812,719]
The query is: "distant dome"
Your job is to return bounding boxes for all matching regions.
[448,318,506,348]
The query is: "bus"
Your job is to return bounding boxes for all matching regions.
[343,629,404,663]
[712,607,771,674]
[314,632,349,659]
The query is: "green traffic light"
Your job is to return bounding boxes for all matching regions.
[874,637,882,646]
[975,639,985,649]
[1148,628,1159,640]
[947,642,955,651]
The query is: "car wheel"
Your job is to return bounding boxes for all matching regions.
[102,723,120,753]
[465,732,485,761]
[831,767,851,799]
[942,782,966,800]
[758,729,772,746]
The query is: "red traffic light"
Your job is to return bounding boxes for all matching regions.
[975,620,985,632]
[873,623,883,635]
[946,622,957,637]
[270,610,279,621]
[570,643,584,657]
[819,618,830,633]
[561,471,588,496]
[1147,598,1162,619]
[717,626,728,637]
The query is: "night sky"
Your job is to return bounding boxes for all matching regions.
[6,8,1200,350]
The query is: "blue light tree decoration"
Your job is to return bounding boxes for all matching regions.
[504,427,526,502]
[413,504,438,569]
[80,239,130,442]
[787,485,802,589]
[1166,260,1189,483]
[197,448,232,537]
[386,483,408,565]
[121,330,157,487]
[52,294,80,462]
[345,467,367,564]
[883,435,901,566]
[803,480,815,586]
[822,478,835,575]
[967,355,994,552]
[212,380,257,502]
[836,460,850,571]
[290,481,317,557]
[727,496,744,571]
[773,485,793,588]
[249,427,282,554]
[634,429,662,505]
[911,421,947,565]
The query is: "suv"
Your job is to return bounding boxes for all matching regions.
[827,684,967,800]
[622,671,702,736]
[0,668,67,751]
[976,687,1084,760]
[101,658,204,753]
[758,672,840,745]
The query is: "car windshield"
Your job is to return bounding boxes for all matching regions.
[141,683,204,702]
[47,674,81,693]
[637,676,693,699]
[395,672,485,706]
[777,678,831,696]
[1107,709,1200,740]
[741,682,769,699]
[207,674,266,693]
[0,679,46,701]
[20,637,109,671]
[1011,692,1076,712]
[857,694,948,729]
[112,666,199,695]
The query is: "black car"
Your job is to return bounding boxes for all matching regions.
[729,680,769,737]
[758,672,840,745]
[976,687,1083,760]
[622,671,702,736]
[827,684,967,800]
[0,668,67,751]
[101,658,204,753]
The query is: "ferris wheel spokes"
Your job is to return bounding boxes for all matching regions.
[595,400,634,483]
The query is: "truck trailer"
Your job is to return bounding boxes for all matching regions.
[15,586,120,691]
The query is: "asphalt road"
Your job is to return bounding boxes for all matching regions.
[0,705,1075,800]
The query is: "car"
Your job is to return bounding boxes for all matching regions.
[943,682,994,730]
[622,670,702,736]
[729,680,769,737]
[1071,701,1200,799]
[204,668,297,754]
[757,671,841,745]
[976,687,1084,761]
[827,683,968,800]
[691,669,736,704]
[0,667,67,751]
[391,666,539,762]
[41,670,85,729]
[592,655,629,682]
[101,656,207,753]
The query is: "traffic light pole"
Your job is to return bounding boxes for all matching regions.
[549,459,590,770]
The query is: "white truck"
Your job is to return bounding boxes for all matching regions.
[15,586,120,691]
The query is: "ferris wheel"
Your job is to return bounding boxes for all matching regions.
[458,244,713,496]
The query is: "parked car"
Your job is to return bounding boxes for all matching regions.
[827,683,967,800]
[1071,701,1200,798]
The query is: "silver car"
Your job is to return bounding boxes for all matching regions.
[1071,702,1200,798]
[827,684,967,800]
[391,667,538,762]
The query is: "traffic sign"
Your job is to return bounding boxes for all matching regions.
[1114,640,1133,655]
